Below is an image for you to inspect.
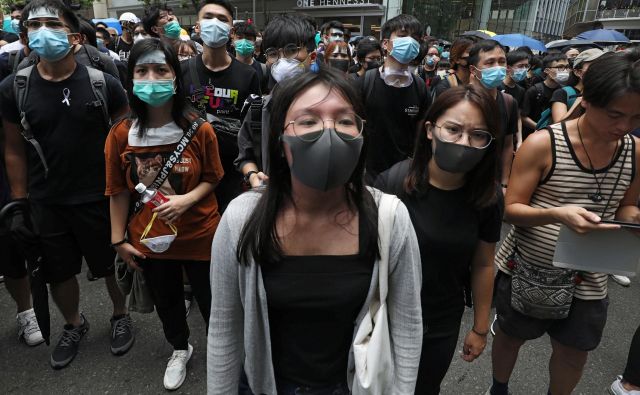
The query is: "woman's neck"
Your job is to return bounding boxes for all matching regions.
[428,159,466,190]
[146,100,174,128]
[288,178,350,216]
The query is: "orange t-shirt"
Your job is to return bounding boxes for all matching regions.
[105,118,224,261]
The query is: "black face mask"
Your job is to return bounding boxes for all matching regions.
[366,60,381,70]
[329,59,350,72]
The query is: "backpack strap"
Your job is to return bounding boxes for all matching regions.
[362,68,377,103]
[86,67,111,128]
[501,92,515,133]
[83,45,105,71]
[563,86,578,109]
[14,65,50,178]
[8,50,22,74]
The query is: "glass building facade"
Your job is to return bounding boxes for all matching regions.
[404,0,569,42]
[564,0,640,40]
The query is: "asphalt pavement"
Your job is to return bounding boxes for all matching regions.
[1,266,638,394]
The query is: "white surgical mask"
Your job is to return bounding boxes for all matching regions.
[134,33,147,43]
[555,71,570,84]
[271,57,305,83]
[437,70,448,78]
[140,213,178,253]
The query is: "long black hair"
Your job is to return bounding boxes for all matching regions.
[405,85,502,208]
[127,38,193,136]
[582,49,640,108]
[237,66,379,266]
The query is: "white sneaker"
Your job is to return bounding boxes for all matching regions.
[612,275,631,287]
[610,377,640,394]
[17,308,45,346]
[163,343,193,390]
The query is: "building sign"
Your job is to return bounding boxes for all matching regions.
[296,0,372,7]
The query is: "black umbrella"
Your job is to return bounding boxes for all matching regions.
[0,201,50,345]
[545,39,602,50]
[461,30,493,40]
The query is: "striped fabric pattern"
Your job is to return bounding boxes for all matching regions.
[496,123,636,300]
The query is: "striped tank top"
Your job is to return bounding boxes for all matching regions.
[495,123,636,300]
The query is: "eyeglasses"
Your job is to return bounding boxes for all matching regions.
[548,65,570,71]
[435,123,494,149]
[513,65,531,71]
[265,44,302,62]
[23,20,69,30]
[364,56,382,62]
[285,114,365,142]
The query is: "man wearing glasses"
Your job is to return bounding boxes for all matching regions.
[0,0,131,369]
[521,53,570,139]
[116,12,138,62]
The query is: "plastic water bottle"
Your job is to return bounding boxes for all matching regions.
[135,183,169,208]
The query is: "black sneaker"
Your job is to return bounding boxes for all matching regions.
[50,313,90,369]
[110,314,134,355]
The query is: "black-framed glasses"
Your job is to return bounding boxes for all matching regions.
[265,44,302,62]
[513,65,531,71]
[285,113,365,142]
[23,20,68,30]
[435,123,493,149]
[548,65,570,71]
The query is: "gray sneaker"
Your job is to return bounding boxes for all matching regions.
[110,314,134,355]
[50,313,89,369]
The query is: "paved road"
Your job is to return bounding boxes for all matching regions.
[1,266,638,394]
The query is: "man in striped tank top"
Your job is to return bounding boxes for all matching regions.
[487,50,640,395]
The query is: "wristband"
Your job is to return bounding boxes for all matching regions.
[244,170,258,185]
[110,239,128,248]
[472,327,489,337]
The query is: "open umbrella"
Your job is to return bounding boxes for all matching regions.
[0,201,50,345]
[462,30,495,40]
[92,18,122,35]
[576,29,630,44]
[546,39,601,50]
[493,33,547,52]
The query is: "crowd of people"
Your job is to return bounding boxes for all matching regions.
[0,0,638,394]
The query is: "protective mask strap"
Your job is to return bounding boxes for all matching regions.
[140,212,178,241]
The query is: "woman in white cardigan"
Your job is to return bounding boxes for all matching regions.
[207,67,423,395]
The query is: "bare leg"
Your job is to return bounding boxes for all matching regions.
[549,337,588,395]
[104,274,127,316]
[5,275,32,313]
[50,276,81,327]
[492,326,526,383]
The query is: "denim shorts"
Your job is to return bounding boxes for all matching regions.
[495,271,609,351]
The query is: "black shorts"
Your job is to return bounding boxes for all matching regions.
[0,231,28,279]
[495,271,609,352]
[31,200,115,284]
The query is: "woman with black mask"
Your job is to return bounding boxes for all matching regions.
[376,84,503,395]
[323,40,352,75]
[208,67,423,394]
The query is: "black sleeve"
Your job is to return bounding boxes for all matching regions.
[508,98,519,136]
[1,32,18,43]
[550,88,568,105]
[0,53,11,82]
[373,168,390,192]
[0,73,19,123]
[234,108,256,172]
[248,68,261,96]
[100,53,120,81]
[521,86,537,117]
[432,78,450,98]
[104,73,129,118]
[478,200,502,243]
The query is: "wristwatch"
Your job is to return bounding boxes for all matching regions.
[244,170,258,185]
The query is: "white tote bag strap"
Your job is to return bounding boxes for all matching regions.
[376,193,400,304]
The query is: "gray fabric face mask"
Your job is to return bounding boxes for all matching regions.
[433,135,487,174]
[282,128,363,191]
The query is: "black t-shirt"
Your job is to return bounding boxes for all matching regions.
[0,64,128,204]
[115,37,133,62]
[375,173,502,324]
[499,82,525,109]
[432,74,461,98]
[262,215,373,386]
[550,86,580,106]
[181,55,261,212]
[522,82,555,122]
[354,71,430,179]
[496,91,518,137]
[0,31,18,44]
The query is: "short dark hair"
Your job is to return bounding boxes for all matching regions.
[506,50,530,66]
[406,85,501,208]
[198,0,234,19]
[237,67,379,266]
[96,26,111,41]
[262,14,316,54]
[449,36,474,66]
[127,38,193,137]
[468,39,505,67]
[515,46,534,56]
[530,55,543,70]
[582,49,640,108]
[356,39,382,62]
[10,4,24,13]
[22,0,80,33]
[542,53,567,69]
[142,6,162,37]
[381,14,423,41]
[78,18,97,47]
[233,21,257,41]
[320,20,344,36]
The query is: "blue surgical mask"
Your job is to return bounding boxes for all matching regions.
[163,20,181,40]
[234,39,255,57]
[426,56,435,66]
[10,19,20,34]
[133,79,176,107]
[441,51,450,59]
[200,18,230,48]
[389,36,419,65]
[512,68,528,82]
[97,38,104,49]
[476,66,507,89]
[28,27,72,62]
